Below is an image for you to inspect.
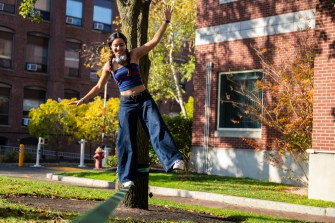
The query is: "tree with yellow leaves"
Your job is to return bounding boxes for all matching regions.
[28,98,119,154]
[148,0,196,118]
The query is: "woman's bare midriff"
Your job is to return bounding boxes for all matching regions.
[120,85,146,96]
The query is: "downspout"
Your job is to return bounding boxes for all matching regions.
[204,62,213,174]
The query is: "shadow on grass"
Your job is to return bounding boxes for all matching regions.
[150,171,292,187]
[226,215,305,223]
[0,206,76,222]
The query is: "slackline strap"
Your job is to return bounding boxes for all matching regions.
[73,189,129,223]
[138,167,149,173]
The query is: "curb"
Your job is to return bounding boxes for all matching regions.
[149,186,335,218]
[46,173,115,188]
[47,173,335,218]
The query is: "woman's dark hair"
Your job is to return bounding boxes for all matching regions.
[107,32,127,47]
[107,32,130,65]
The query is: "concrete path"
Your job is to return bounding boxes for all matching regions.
[1,164,335,222]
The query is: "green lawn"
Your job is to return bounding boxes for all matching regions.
[0,176,307,223]
[59,169,335,208]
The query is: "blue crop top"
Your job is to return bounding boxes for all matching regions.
[111,63,143,92]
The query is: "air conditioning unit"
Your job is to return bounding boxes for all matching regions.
[0,3,4,11]
[66,16,74,24]
[26,63,38,71]
[93,22,104,31]
[22,118,30,126]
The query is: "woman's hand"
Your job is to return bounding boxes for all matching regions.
[131,4,173,60]
[68,98,85,106]
[164,5,173,22]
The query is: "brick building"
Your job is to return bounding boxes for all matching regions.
[192,0,334,201]
[0,0,119,146]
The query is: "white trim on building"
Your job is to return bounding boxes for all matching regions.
[195,9,315,45]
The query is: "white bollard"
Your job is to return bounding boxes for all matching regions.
[78,139,86,167]
[102,147,110,167]
[33,137,44,167]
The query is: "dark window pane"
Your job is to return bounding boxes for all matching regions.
[0,31,13,69]
[219,72,262,129]
[0,136,8,145]
[0,58,11,68]
[26,35,49,73]
[65,41,81,77]
[0,84,10,125]
[1,1,16,14]
[23,88,46,113]
[33,0,50,20]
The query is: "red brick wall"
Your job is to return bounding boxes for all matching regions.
[193,0,318,149]
[0,0,119,146]
[312,1,335,151]
[197,0,316,29]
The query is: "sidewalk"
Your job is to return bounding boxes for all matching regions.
[1,164,335,223]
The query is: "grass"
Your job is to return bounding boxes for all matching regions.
[0,176,112,200]
[149,198,306,223]
[58,169,335,208]
[0,175,306,223]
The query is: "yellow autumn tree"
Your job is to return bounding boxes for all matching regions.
[75,97,119,146]
[148,0,196,118]
[28,99,78,150]
[28,98,119,150]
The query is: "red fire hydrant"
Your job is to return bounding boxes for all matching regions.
[93,147,105,169]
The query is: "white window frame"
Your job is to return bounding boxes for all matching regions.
[216,69,263,139]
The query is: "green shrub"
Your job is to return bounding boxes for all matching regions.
[149,115,192,165]
[105,155,118,167]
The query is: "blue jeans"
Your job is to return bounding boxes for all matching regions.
[116,90,183,183]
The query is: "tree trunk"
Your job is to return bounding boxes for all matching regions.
[169,31,187,117]
[116,0,152,210]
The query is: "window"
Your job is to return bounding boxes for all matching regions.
[217,71,262,136]
[64,89,79,99]
[0,27,13,69]
[20,137,38,145]
[34,0,51,20]
[23,87,46,125]
[26,33,49,73]
[0,83,10,125]
[65,39,81,77]
[0,136,9,145]
[66,0,83,26]
[0,0,16,14]
[90,70,99,81]
[93,0,112,32]
[219,0,238,4]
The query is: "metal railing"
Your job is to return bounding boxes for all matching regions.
[0,145,91,162]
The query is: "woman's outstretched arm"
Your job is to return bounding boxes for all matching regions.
[68,61,111,106]
[131,4,173,62]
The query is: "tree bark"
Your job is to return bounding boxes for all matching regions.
[116,0,152,210]
[168,30,187,117]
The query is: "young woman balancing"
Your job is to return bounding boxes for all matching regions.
[69,5,185,188]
